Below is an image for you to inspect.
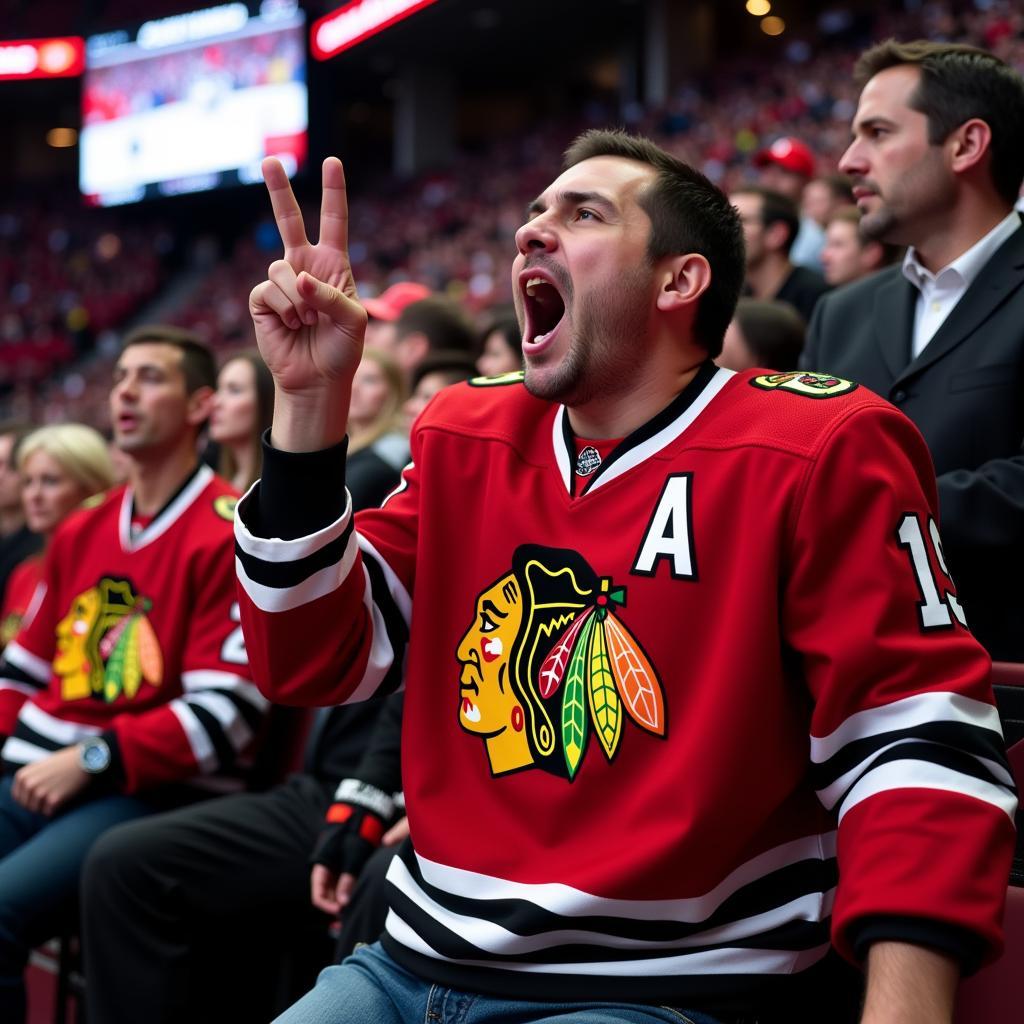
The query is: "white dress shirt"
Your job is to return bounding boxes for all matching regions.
[902,211,1021,358]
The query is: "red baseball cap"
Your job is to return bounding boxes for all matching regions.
[754,137,815,178]
[362,281,432,321]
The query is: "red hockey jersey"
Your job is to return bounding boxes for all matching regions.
[236,365,1016,1008]
[0,464,265,793]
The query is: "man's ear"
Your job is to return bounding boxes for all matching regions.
[948,118,992,176]
[187,385,215,427]
[656,253,712,313]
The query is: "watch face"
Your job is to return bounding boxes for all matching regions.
[81,739,110,774]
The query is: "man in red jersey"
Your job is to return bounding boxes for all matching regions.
[0,325,264,1023]
[235,133,1014,1024]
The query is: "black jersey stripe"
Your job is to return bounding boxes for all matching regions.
[234,516,355,590]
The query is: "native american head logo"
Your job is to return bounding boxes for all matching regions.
[54,578,164,703]
[456,545,666,779]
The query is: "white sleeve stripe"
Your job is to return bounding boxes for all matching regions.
[180,671,269,710]
[345,565,396,703]
[811,691,1001,763]
[4,641,52,684]
[1,736,51,764]
[235,524,361,613]
[0,679,41,699]
[836,760,1018,824]
[186,691,254,752]
[234,489,353,561]
[169,699,218,773]
[817,738,1015,808]
[19,701,103,743]
[358,536,412,627]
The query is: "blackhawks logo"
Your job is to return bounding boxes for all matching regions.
[54,578,164,703]
[750,371,857,398]
[456,545,666,780]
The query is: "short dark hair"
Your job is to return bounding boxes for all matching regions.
[733,186,801,256]
[0,420,33,468]
[855,39,1024,206]
[563,129,745,359]
[732,299,805,371]
[121,324,217,394]
[395,298,475,355]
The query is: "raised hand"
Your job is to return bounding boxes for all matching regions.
[249,156,366,450]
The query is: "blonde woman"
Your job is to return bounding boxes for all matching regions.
[1,424,116,646]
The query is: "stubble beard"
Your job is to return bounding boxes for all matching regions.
[524,263,655,408]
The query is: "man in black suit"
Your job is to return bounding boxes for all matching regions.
[804,40,1024,661]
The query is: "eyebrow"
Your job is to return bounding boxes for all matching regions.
[852,115,897,134]
[525,190,618,220]
[482,599,508,619]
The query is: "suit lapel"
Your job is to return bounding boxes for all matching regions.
[872,272,916,381]
[896,223,1024,386]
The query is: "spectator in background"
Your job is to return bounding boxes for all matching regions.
[0,424,41,611]
[402,350,479,432]
[80,702,387,1024]
[0,425,115,648]
[209,350,275,493]
[717,298,805,372]
[731,186,831,324]
[754,136,824,270]
[805,39,1024,661]
[347,350,410,509]
[362,281,431,355]
[476,314,523,378]
[802,174,854,234]
[391,297,477,382]
[0,325,262,1023]
[820,207,902,287]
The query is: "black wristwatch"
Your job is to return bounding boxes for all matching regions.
[79,737,112,775]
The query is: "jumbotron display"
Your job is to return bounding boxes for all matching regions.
[80,1,307,207]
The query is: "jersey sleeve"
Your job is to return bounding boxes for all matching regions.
[0,546,62,738]
[783,403,1017,967]
[110,526,268,793]
[234,435,418,709]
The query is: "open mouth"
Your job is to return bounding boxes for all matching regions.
[522,274,566,346]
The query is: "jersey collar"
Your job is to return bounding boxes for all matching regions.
[119,463,214,552]
[552,363,735,498]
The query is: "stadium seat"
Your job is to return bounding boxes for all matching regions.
[954,661,1024,1024]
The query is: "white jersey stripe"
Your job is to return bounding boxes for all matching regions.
[411,832,836,923]
[18,702,103,744]
[1,736,52,764]
[358,536,412,626]
[233,490,353,562]
[384,911,832,977]
[811,691,1002,763]
[234,525,361,613]
[186,691,254,752]
[345,566,397,703]
[837,760,1017,824]
[181,670,269,710]
[169,699,218,773]
[121,464,215,552]
[4,641,53,684]
[388,855,835,955]
[817,738,1015,808]
[0,679,41,699]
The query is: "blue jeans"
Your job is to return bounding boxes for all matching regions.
[273,941,724,1024]
[0,774,153,1022]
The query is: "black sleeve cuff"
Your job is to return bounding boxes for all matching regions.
[245,430,349,540]
[850,914,987,976]
[97,729,127,792]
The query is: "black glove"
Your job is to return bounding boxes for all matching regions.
[310,778,396,877]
